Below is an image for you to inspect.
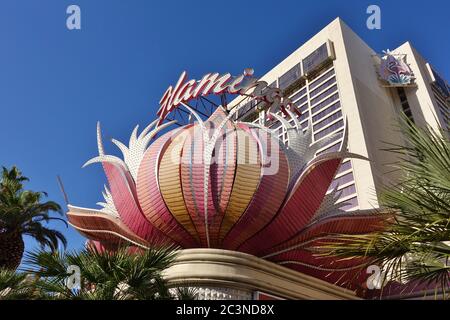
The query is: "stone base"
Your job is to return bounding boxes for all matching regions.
[163,248,358,300]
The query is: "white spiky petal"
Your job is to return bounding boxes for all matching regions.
[83,122,128,170]
[84,118,178,219]
[97,185,119,218]
[85,119,177,183]
[110,119,176,182]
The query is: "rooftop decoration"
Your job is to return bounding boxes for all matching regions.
[378,50,415,87]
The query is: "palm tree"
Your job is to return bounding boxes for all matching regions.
[0,166,67,270]
[319,118,450,298]
[0,268,37,300]
[23,246,197,300]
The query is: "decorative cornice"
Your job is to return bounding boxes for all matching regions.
[163,248,359,300]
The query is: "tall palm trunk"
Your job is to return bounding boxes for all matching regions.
[0,231,24,270]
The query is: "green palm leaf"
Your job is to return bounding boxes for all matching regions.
[318,116,450,298]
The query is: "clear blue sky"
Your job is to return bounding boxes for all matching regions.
[1,0,448,253]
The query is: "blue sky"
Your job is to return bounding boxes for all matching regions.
[0,0,448,253]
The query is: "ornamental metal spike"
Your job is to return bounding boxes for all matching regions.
[96,121,105,156]
[129,125,140,146]
[139,119,159,140]
[285,108,301,132]
[111,139,129,156]
[180,102,206,132]
[89,122,128,169]
[270,112,296,147]
[142,120,177,148]
[237,121,276,136]
[340,117,349,152]
[82,155,127,169]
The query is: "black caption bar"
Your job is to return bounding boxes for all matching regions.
[1,299,446,320]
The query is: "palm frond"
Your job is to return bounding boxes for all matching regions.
[318,116,450,297]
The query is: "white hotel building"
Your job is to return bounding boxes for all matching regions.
[231,17,449,213]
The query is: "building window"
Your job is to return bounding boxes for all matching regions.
[237,99,256,119]
[310,85,338,106]
[289,87,307,101]
[329,172,354,190]
[311,93,339,114]
[302,43,329,75]
[313,110,342,131]
[336,161,352,175]
[298,110,309,122]
[431,68,450,99]
[279,63,302,90]
[294,95,308,106]
[309,68,335,90]
[314,119,344,140]
[312,101,341,122]
[397,87,414,122]
[338,184,357,198]
[431,86,450,131]
[309,77,337,99]
[316,141,341,156]
[339,196,359,211]
[313,129,344,149]
[296,102,309,114]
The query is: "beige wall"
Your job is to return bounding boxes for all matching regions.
[337,19,407,208]
[392,42,447,132]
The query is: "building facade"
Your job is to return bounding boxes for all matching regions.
[231,17,449,213]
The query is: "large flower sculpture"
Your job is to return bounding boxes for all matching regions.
[68,106,387,289]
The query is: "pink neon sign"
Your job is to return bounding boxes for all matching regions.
[156,69,297,125]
